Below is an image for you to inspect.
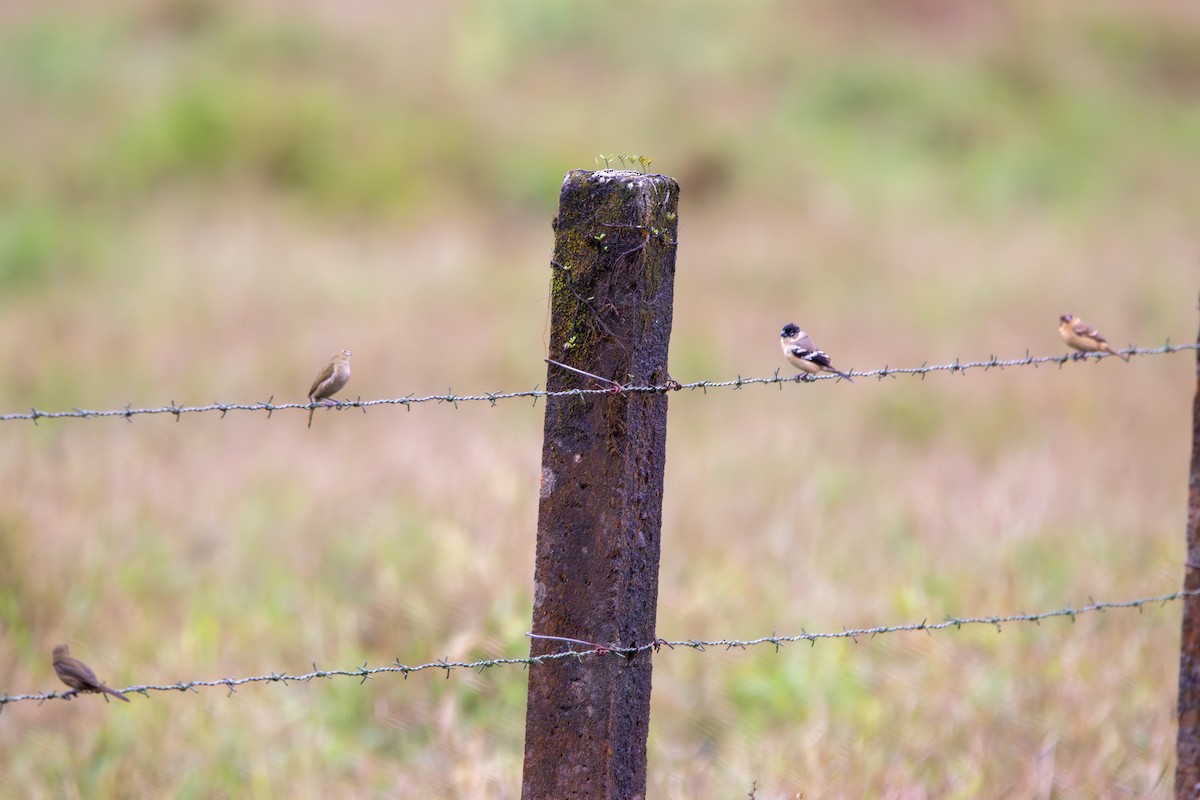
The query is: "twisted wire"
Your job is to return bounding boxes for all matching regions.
[1,342,1193,423]
[4,588,1192,706]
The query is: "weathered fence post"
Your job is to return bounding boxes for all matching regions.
[1177,293,1200,800]
[521,170,679,800]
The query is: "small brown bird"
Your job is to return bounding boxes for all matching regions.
[780,323,854,382]
[52,644,129,702]
[1059,314,1128,361]
[307,349,353,428]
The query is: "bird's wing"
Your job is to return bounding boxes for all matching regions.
[794,332,817,351]
[62,657,101,687]
[790,347,832,368]
[1072,320,1106,343]
[308,364,335,398]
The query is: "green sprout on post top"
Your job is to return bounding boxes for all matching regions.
[629,154,654,173]
[595,153,654,173]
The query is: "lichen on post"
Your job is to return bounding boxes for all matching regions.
[521,169,679,800]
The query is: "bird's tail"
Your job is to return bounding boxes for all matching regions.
[835,369,855,383]
[103,685,130,702]
[1105,344,1131,362]
[308,404,315,429]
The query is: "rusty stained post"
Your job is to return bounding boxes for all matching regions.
[521,170,678,800]
[1177,293,1200,799]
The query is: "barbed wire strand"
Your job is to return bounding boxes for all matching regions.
[1,342,1194,424]
[4,588,1193,707]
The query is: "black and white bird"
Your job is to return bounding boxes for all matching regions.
[780,323,854,382]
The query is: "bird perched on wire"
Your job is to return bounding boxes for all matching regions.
[52,644,129,702]
[307,349,353,428]
[1058,314,1128,361]
[780,323,854,382]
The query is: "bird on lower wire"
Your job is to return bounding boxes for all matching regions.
[307,349,353,428]
[780,323,854,382]
[52,644,129,702]
[1059,314,1128,361]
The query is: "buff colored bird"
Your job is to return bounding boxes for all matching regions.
[1059,314,1128,361]
[307,349,352,428]
[52,644,129,702]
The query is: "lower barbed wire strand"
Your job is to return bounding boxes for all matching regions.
[3,588,1193,706]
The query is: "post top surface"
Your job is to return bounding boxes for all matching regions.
[564,169,678,190]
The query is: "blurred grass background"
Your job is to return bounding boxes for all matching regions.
[1,0,1198,796]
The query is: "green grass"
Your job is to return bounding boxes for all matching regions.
[1,1,1198,797]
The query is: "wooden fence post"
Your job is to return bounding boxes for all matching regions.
[521,169,679,800]
[1176,293,1200,799]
